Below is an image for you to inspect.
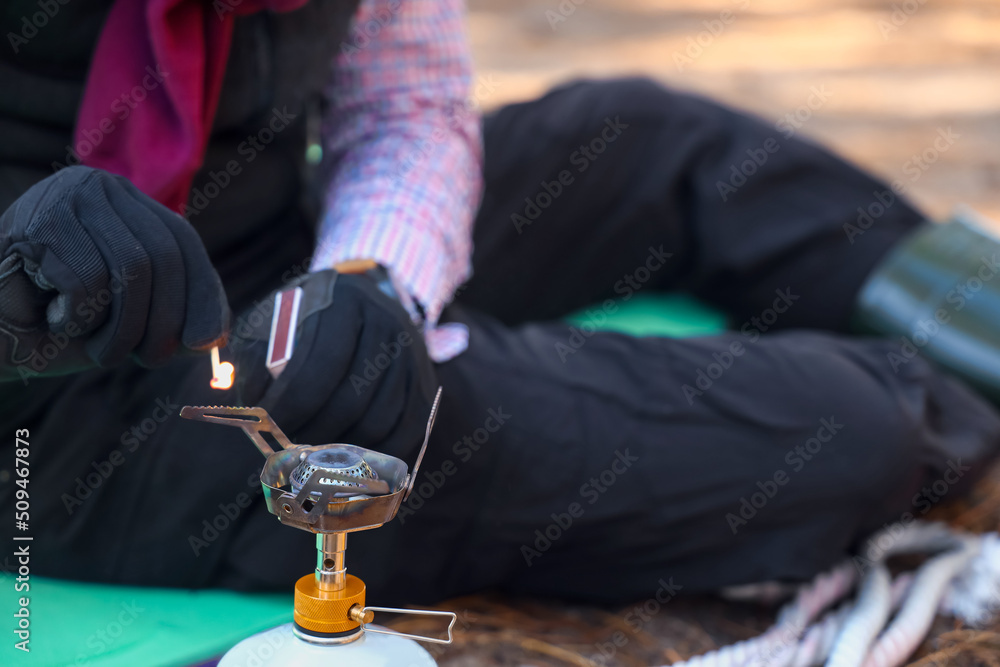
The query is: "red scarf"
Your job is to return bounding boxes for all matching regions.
[75,0,308,213]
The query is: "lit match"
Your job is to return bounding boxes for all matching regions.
[210,346,235,390]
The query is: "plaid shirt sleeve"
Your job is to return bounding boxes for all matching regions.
[309,0,482,362]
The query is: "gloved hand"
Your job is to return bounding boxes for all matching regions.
[232,269,438,460]
[0,166,229,382]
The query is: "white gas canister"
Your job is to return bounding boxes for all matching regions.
[219,623,437,667]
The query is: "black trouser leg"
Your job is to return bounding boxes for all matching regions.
[388,78,1000,602]
[395,307,1000,602]
[460,77,926,331]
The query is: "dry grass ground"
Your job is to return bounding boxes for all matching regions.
[380,2,1000,665]
[386,466,1000,666]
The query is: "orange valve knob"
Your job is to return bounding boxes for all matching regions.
[294,573,367,634]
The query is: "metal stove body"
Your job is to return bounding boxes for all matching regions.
[181,390,452,666]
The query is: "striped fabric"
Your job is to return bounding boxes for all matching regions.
[310,0,482,362]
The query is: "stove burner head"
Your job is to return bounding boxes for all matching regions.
[180,389,442,533]
[290,448,379,498]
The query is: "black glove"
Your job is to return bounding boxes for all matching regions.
[232,269,438,460]
[0,166,229,382]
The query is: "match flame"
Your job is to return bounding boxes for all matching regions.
[210,347,235,390]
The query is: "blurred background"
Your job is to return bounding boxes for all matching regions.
[467,0,1000,225]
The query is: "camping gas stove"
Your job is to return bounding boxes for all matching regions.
[181,389,453,666]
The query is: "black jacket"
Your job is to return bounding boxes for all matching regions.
[0,0,361,310]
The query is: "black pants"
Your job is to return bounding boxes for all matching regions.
[3,78,999,605]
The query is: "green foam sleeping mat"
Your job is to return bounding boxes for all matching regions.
[2,293,727,667]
